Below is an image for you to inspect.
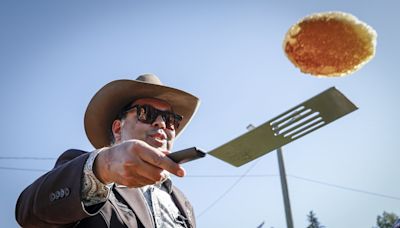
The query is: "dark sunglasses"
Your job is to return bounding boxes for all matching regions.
[122,104,183,130]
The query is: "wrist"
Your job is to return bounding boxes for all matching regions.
[93,148,111,185]
[81,148,111,206]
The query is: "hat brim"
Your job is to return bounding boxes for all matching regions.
[84,79,200,149]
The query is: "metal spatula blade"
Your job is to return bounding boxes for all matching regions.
[208,87,358,167]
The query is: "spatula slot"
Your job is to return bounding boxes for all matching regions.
[279,113,323,137]
[286,118,325,139]
[270,106,306,128]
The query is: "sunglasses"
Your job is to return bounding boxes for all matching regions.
[122,104,183,130]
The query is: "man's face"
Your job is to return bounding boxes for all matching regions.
[114,98,176,152]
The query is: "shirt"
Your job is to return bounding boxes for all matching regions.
[140,178,188,228]
[82,150,188,227]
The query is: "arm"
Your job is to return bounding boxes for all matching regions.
[16,140,186,227]
[15,149,93,227]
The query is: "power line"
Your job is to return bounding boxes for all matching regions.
[287,174,400,201]
[0,166,49,172]
[187,174,278,178]
[196,159,262,218]
[0,156,55,160]
[188,174,400,201]
[192,173,400,220]
[1,165,398,202]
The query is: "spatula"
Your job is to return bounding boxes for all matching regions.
[208,87,358,167]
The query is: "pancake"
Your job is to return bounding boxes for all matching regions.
[283,11,377,77]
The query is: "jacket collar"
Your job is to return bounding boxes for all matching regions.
[114,187,155,228]
[114,182,194,228]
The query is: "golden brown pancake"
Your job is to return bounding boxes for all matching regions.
[283,12,377,77]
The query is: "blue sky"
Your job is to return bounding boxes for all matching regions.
[1,1,399,227]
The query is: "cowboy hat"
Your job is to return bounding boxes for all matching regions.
[84,74,200,149]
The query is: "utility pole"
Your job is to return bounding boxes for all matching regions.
[277,147,294,228]
[248,124,293,228]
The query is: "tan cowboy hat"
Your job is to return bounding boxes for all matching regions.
[84,74,200,149]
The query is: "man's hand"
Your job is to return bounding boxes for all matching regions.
[93,140,185,188]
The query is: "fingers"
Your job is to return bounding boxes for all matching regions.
[103,140,185,188]
[109,157,167,188]
[135,142,186,178]
[124,160,165,182]
[117,174,155,188]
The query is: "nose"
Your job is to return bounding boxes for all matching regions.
[152,115,166,129]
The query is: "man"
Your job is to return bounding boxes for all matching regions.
[15,74,200,228]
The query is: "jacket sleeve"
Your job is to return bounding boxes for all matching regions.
[15,149,94,227]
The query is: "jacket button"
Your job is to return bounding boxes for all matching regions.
[49,193,56,202]
[64,187,70,197]
[56,190,62,199]
[59,188,65,198]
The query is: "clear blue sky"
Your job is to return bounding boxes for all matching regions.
[1,1,399,227]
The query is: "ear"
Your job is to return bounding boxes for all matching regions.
[112,119,123,143]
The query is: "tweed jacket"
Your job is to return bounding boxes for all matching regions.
[15,149,196,228]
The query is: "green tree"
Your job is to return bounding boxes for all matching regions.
[307,210,325,228]
[373,211,399,228]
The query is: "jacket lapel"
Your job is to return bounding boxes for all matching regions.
[115,187,155,228]
[171,186,195,228]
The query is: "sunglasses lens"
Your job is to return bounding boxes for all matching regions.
[163,113,181,130]
[134,105,182,130]
[135,105,152,123]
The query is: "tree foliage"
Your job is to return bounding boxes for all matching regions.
[307,210,325,228]
[374,211,399,228]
